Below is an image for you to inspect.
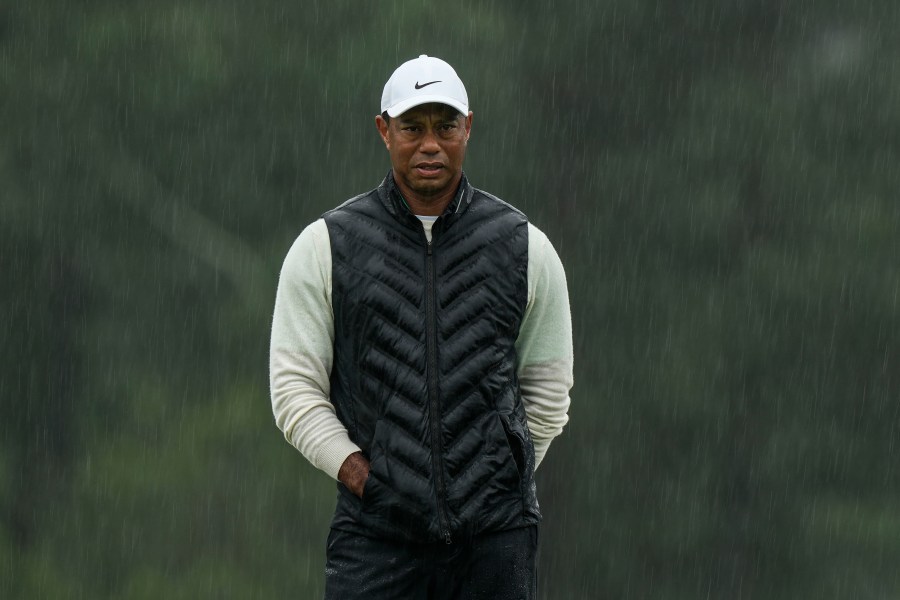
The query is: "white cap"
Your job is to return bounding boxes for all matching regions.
[380,55,469,118]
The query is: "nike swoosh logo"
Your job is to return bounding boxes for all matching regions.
[415,80,441,89]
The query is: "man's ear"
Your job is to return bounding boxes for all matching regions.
[464,111,473,142]
[375,114,391,148]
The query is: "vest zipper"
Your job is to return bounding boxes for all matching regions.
[425,239,453,545]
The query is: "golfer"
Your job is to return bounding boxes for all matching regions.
[270,54,573,599]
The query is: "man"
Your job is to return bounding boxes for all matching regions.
[270,55,573,599]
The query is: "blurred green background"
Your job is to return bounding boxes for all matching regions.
[2,0,899,598]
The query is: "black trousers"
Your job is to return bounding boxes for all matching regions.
[323,525,538,600]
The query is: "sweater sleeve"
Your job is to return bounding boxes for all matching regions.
[516,223,574,469]
[269,218,361,480]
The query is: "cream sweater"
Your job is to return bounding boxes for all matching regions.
[270,217,573,481]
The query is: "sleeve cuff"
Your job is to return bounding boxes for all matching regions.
[314,434,363,481]
[533,438,551,471]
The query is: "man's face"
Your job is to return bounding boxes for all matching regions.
[376,103,473,201]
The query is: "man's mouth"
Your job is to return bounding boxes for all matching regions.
[416,163,444,175]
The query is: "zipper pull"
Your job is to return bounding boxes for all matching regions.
[427,240,433,256]
[443,530,452,545]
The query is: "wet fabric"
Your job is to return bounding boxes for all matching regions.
[323,525,538,600]
[323,172,540,543]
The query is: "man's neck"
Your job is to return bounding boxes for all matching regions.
[393,175,462,217]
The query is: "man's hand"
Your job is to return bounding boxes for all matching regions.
[338,451,370,498]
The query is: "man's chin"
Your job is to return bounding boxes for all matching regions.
[409,179,450,196]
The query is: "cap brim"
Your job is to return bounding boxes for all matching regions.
[386,95,469,118]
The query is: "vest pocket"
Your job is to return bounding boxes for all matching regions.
[360,465,381,507]
[359,439,385,511]
[497,411,526,480]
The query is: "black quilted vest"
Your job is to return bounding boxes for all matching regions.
[323,172,540,543]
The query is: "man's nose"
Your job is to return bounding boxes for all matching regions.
[419,129,440,153]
